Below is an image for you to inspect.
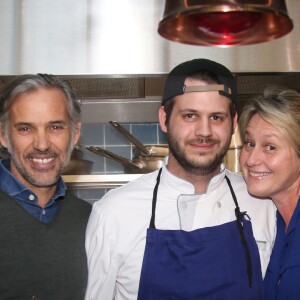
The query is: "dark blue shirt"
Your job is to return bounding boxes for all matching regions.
[0,158,66,223]
[264,197,300,299]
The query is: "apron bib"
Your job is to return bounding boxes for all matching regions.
[137,169,265,300]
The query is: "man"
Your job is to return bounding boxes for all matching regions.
[0,74,91,299]
[85,59,276,299]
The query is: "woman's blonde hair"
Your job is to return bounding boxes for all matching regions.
[239,85,300,157]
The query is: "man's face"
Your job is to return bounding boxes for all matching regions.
[0,87,80,190]
[159,79,236,176]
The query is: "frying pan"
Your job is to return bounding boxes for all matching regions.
[81,145,164,174]
[62,148,94,175]
[109,121,169,157]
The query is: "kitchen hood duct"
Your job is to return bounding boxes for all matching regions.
[158,0,293,46]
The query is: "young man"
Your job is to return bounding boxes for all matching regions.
[0,74,91,299]
[85,59,276,299]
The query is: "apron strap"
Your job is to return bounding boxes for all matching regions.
[149,168,162,229]
[225,175,253,288]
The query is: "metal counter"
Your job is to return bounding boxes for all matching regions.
[62,174,142,189]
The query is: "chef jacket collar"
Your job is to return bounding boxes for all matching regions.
[161,157,226,195]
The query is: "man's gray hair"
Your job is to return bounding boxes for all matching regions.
[0,73,81,136]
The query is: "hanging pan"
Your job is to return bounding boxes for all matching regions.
[109,121,169,157]
[81,145,164,174]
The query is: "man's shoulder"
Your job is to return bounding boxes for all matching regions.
[92,170,158,213]
[65,190,92,213]
[225,170,244,182]
[224,170,249,190]
[225,170,275,209]
[103,171,157,198]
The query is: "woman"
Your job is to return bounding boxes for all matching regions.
[239,85,300,299]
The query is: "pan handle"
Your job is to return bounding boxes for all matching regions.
[82,145,143,170]
[109,121,151,156]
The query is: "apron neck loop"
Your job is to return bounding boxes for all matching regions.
[149,168,162,229]
[225,175,253,288]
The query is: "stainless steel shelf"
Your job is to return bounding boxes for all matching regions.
[62,174,142,189]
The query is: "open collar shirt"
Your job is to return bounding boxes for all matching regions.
[0,158,66,223]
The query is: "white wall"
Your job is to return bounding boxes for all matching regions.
[0,0,299,75]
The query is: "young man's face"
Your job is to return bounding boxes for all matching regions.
[159,78,236,176]
[0,87,80,190]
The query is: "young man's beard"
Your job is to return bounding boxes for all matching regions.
[167,134,231,176]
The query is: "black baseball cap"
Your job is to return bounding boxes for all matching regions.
[161,58,237,106]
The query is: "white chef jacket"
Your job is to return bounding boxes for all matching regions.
[85,163,277,300]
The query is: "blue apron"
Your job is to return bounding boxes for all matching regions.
[137,169,265,300]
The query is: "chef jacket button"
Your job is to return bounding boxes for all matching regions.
[29,194,35,201]
[217,201,221,208]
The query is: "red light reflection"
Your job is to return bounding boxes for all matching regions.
[190,12,261,37]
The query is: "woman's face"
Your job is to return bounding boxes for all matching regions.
[239,113,300,202]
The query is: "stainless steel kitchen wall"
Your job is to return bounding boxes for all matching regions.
[0,0,299,75]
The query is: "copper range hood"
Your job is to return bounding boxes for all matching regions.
[158,0,293,46]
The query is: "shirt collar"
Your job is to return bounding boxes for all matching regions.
[161,157,226,194]
[281,196,300,234]
[0,158,66,200]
